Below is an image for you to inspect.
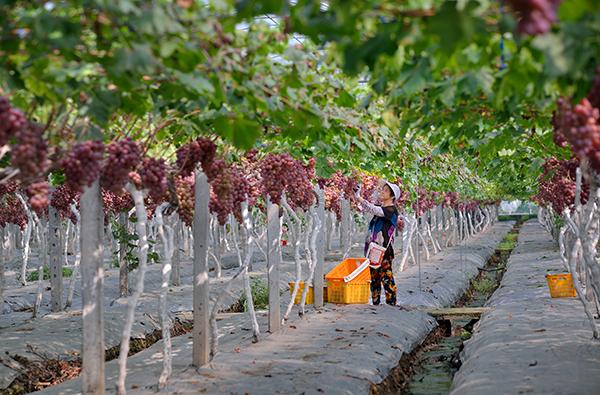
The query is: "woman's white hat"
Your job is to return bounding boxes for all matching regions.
[385,181,401,202]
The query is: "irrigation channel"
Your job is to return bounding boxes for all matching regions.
[373,220,522,395]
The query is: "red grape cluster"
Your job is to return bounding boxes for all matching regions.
[174,175,195,226]
[507,0,562,36]
[532,157,586,213]
[360,175,380,203]
[101,138,142,192]
[229,165,250,223]
[0,96,27,146]
[319,171,352,219]
[0,179,19,197]
[12,123,50,182]
[50,184,80,222]
[140,157,168,200]
[0,194,27,229]
[60,140,105,190]
[553,97,600,171]
[26,181,49,215]
[175,137,216,177]
[208,161,236,225]
[102,190,134,216]
[442,192,460,209]
[412,188,436,217]
[241,151,262,208]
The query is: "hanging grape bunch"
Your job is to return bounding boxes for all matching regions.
[60,140,105,191]
[507,0,563,36]
[553,97,600,172]
[532,157,587,213]
[25,181,49,215]
[101,138,142,192]
[174,175,195,226]
[285,158,315,211]
[12,123,50,182]
[0,96,27,146]
[175,137,217,178]
[208,160,236,225]
[259,153,295,205]
[50,184,80,222]
[229,164,250,223]
[140,158,168,200]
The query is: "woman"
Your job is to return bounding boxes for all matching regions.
[355,181,400,305]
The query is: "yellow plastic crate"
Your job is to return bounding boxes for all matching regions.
[546,273,577,298]
[325,258,371,304]
[289,282,328,304]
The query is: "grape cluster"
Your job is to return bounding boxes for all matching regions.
[60,140,105,190]
[241,151,262,208]
[229,165,250,223]
[102,189,134,216]
[209,163,236,225]
[0,180,19,197]
[50,184,80,222]
[553,97,600,171]
[101,138,142,192]
[412,188,436,217]
[532,157,586,213]
[12,123,50,182]
[26,181,49,215]
[259,153,295,205]
[507,0,562,36]
[0,97,27,146]
[0,195,27,229]
[174,175,195,226]
[175,137,216,177]
[320,171,353,220]
[140,157,168,200]
[442,192,460,209]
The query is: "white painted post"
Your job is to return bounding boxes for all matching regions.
[340,199,350,252]
[171,220,181,286]
[80,180,105,394]
[0,227,4,313]
[192,170,210,367]
[118,212,128,297]
[314,187,326,308]
[266,197,281,333]
[48,206,63,312]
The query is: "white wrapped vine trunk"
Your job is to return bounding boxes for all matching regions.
[65,204,80,309]
[299,207,321,316]
[17,194,32,286]
[117,184,150,394]
[118,212,128,297]
[240,202,260,342]
[281,195,303,324]
[80,180,105,394]
[155,204,175,388]
[171,220,181,286]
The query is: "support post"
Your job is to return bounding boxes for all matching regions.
[266,197,281,332]
[314,187,326,308]
[192,170,210,367]
[340,199,350,252]
[48,206,63,312]
[118,212,128,297]
[80,180,105,394]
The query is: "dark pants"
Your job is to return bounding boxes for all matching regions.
[370,257,397,305]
